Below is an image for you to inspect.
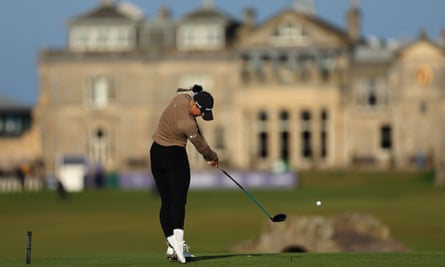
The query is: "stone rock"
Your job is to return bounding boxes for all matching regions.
[232,213,408,253]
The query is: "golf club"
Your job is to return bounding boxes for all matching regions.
[217,166,287,222]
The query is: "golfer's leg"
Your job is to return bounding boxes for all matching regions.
[168,150,190,230]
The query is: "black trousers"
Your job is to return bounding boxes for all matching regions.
[150,142,190,238]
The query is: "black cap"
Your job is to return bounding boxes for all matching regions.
[191,84,203,93]
[193,91,214,121]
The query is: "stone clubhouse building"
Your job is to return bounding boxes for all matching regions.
[29,0,445,178]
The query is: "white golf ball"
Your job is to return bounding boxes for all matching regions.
[316,200,322,206]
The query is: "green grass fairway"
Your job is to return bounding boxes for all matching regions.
[1,252,445,267]
[0,170,444,266]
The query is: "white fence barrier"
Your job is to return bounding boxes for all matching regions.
[0,177,43,193]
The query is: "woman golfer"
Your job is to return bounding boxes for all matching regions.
[150,85,218,263]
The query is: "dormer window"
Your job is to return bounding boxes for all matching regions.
[70,26,133,52]
[177,25,223,50]
[272,21,309,46]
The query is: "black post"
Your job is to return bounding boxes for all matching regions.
[26,231,32,264]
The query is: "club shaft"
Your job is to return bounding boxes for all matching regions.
[218,167,273,219]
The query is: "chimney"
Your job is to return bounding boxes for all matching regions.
[158,5,171,20]
[244,7,256,29]
[294,0,315,15]
[237,7,256,39]
[100,0,115,7]
[347,0,361,43]
[202,0,214,9]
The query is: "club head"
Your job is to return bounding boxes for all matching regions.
[271,213,287,222]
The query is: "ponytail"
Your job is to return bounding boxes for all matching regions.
[176,84,203,93]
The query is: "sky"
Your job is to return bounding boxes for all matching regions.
[0,0,443,106]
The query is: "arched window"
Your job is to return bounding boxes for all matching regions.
[300,110,312,158]
[320,110,328,158]
[380,125,392,150]
[88,127,111,166]
[258,111,269,158]
[279,110,290,161]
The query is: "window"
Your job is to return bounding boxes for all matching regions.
[0,112,31,137]
[70,27,89,50]
[178,25,223,50]
[259,132,269,158]
[97,27,109,48]
[353,78,388,110]
[257,111,269,158]
[320,54,335,82]
[320,110,328,158]
[272,21,309,46]
[4,117,21,135]
[87,76,114,108]
[70,26,133,52]
[300,110,312,158]
[88,127,112,166]
[249,55,264,82]
[367,79,377,106]
[298,54,313,82]
[148,29,164,46]
[380,125,392,150]
[279,110,290,161]
[116,28,131,48]
[240,54,250,83]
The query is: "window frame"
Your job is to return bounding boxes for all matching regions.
[86,76,114,108]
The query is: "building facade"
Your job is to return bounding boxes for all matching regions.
[0,96,40,168]
[37,0,445,175]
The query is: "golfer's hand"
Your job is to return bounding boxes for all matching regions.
[208,160,218,167]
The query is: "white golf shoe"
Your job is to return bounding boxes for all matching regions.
[166,242,195,262]
[167,236,186,264]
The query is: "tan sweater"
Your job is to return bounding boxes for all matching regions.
[152,94,218,161]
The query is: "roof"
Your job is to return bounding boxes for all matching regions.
[271,9,349,40]
[181,5,238,23]
[395,31,445,58]
[354,45,393,63]
[304,13,349,40]
[68,2,135,23]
